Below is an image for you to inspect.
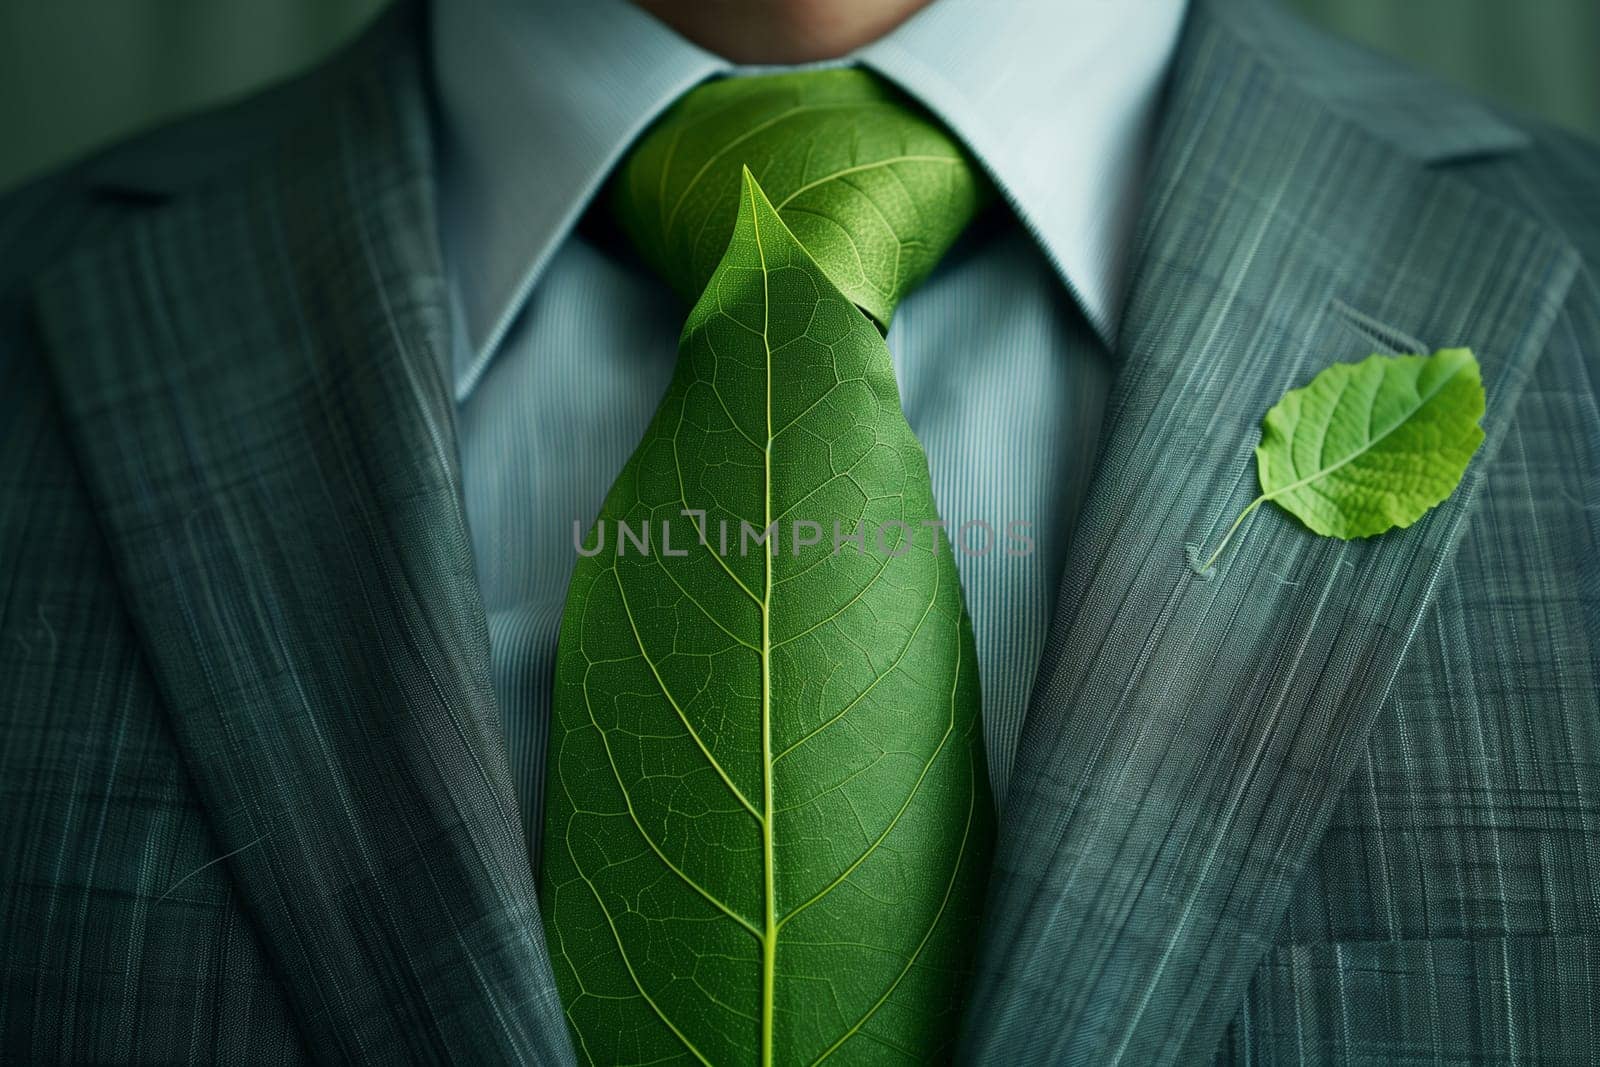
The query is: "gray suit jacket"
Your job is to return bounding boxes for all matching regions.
[2,0,1596,1062]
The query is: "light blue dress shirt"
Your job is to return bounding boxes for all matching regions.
[432,0,1187,852]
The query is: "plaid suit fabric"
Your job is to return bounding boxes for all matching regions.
[958,2,1597,1061]
[1,0,1596,1062]
[1,274,306,1064]
[1220,129,1600,1063]
[3,7,573,1064]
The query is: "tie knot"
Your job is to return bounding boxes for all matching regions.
[611,68,988,328]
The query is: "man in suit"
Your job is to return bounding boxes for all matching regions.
[2,0,1595,1061]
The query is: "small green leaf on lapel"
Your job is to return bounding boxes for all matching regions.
[1196,348,1485,573]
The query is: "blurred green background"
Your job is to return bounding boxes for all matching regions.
[2,0,1597,194]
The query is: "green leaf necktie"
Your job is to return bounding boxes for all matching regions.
[541,69,996,1065]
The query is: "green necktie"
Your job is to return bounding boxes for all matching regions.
[541,69,996,1065]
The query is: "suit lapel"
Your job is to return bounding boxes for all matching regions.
[32,12,575,1064]
[963,0,1579,1062]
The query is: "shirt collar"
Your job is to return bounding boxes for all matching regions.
[433,0,1188,400]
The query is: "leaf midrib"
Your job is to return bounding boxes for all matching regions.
[771,153,963,210]
[1268,355,1464,501]
[750,174,780,1067]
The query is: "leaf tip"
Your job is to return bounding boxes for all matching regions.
[738,164,779,214]
[739,163,763,200]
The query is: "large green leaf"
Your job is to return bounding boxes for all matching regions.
[542,170,994,1064]
[1198,348,1485,571]
[611,68,987,330]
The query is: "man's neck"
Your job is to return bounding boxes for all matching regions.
[630,0,934,64]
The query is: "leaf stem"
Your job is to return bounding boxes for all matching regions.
[1196,493,1267,574]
